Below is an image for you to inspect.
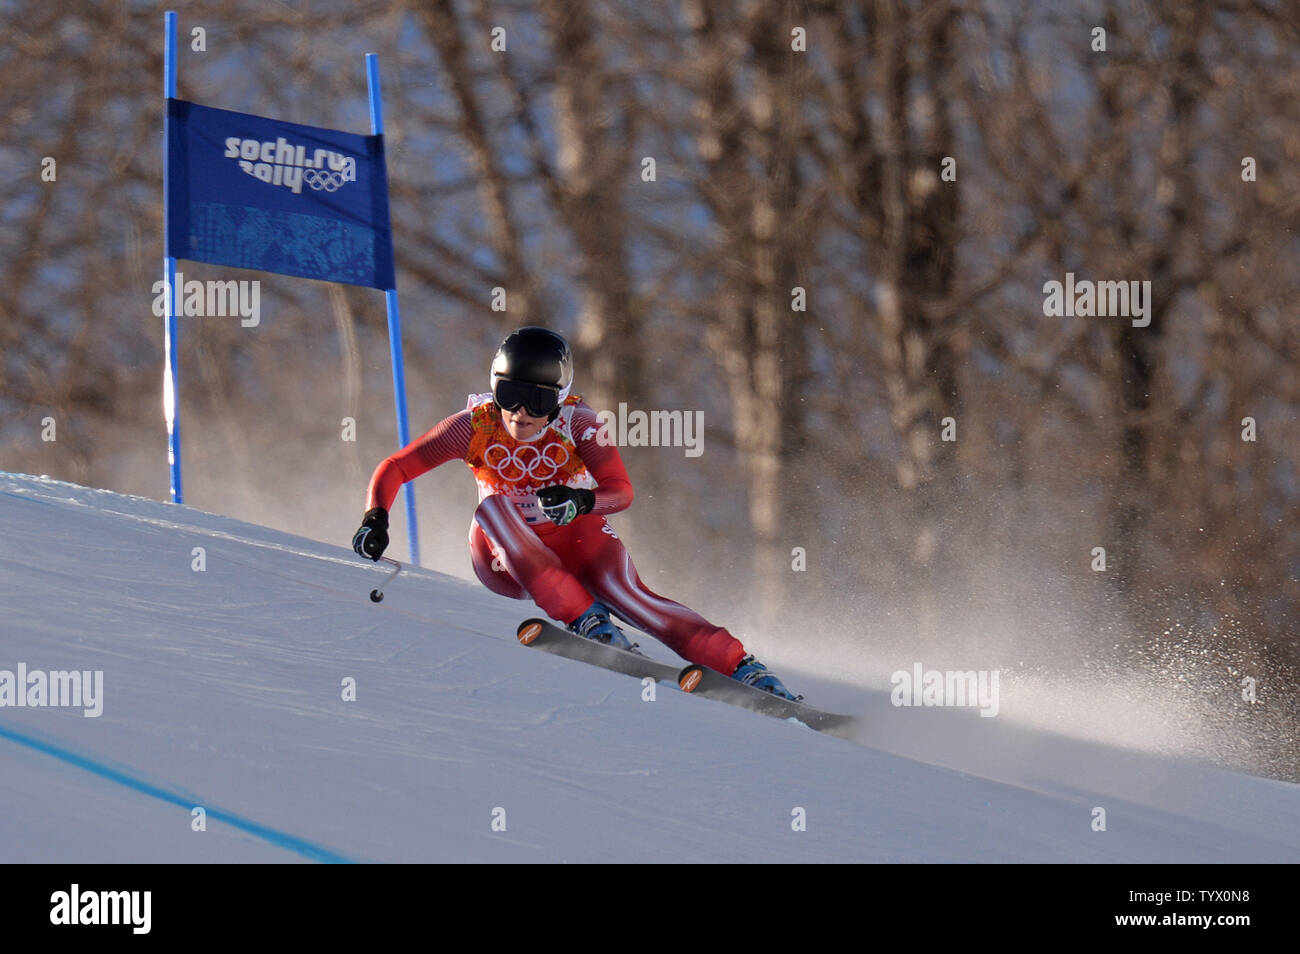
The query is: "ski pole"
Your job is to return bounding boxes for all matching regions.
[369,556,402,603]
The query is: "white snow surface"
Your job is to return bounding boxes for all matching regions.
[0,472,1296,863]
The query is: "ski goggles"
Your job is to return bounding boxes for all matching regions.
[492,377,561,418]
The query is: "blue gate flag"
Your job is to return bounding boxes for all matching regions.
[166,99,396,290]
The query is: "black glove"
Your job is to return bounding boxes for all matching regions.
[352,507,390,560]
[537,486,595,527]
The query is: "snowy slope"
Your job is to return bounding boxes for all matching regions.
[0,472,1296,863]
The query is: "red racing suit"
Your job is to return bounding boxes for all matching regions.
[365,394,747,675]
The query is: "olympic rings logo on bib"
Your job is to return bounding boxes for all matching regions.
[483,441,571,484]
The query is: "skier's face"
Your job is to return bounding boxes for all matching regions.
[501,407,548,440]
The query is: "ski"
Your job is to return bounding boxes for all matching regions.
[516,619,857,738]
[676,664,857,738]
[516,618,686,685]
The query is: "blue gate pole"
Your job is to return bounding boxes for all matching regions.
[366,53,420,565]
[163,11,183,503]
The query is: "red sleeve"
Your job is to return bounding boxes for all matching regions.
[365,410,474,512]
[571,403,633,515]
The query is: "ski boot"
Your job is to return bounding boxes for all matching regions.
[568,601,636,652]
[732,655,802,701]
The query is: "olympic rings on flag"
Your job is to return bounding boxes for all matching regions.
[304,169,347,192]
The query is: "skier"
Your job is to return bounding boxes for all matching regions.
[352,326,798,699]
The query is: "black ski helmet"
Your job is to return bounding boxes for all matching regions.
[490,326,574,420]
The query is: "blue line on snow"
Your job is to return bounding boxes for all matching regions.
[0,489,61,507]
[0,722,355,863]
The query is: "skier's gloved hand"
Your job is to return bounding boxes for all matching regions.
[352,507,390,561]
[537,486,595,527]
